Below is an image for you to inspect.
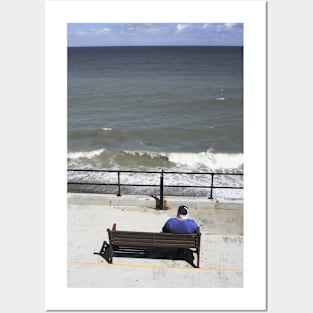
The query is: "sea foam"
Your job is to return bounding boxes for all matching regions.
[67,148,105,159]
[168,152,243,171]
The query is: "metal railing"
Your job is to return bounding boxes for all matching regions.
[67,169,243,209]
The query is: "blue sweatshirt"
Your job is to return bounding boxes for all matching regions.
[162,218,200,234]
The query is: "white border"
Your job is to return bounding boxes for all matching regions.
[45,1,266,310]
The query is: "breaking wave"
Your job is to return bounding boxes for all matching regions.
[67,148,243,172]
[67,149,105,160]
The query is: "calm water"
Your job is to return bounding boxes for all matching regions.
[67,46,243,198]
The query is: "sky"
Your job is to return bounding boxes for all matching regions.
[67,23,243,47]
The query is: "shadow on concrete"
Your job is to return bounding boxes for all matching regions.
[94,241,196,268]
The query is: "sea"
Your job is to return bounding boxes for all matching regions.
[67,46,243,199]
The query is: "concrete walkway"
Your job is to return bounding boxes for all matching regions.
[67,193,243,288]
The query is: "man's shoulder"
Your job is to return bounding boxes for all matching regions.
[167,217,176,222]
[187,219,198,225]
[186,219,199,230]
[165,217,176,224]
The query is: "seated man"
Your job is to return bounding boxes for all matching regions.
[162,205,200,234]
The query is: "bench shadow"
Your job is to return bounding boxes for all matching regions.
[94,241,196,268]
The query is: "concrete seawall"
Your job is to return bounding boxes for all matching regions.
[68,192,243,210]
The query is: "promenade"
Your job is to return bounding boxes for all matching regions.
[67,193,243,288]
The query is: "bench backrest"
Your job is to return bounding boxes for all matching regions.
[109,229,200,249]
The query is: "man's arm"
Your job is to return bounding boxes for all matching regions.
[162,220,170,233]
[193,221,200,233]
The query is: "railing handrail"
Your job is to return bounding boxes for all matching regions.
[67,168,243,205]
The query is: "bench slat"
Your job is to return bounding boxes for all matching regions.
[112,231,154,237]
[112,239,155,244]
[112,238,197,245]
[112,231,198,239]
[112,230,198,237]
[113,241,197,248]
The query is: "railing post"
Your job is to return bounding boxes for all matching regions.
[160,170,164,209]
[117,171,121,196]
[209,173,215,199]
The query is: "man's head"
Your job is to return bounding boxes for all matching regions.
[177,205,189,219]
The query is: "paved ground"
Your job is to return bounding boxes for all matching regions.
[67,193,243,288]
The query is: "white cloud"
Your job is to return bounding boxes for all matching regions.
[119,24,167,36]
[224,23,236,30]
[74,28,111,37]
[216,23,237,32]
[175,24,189,34]
[92,28,111,35]
[98,28,111,34]
[145,27,163,35]
[76,31,87,37]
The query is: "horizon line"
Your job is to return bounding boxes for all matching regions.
[68,44,243,48]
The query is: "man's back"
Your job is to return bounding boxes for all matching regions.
[162,217,199,234]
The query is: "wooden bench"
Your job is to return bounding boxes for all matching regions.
[107,223,201,268]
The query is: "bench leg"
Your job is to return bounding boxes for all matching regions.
[107,228,114,264]
[108,245,113,264]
